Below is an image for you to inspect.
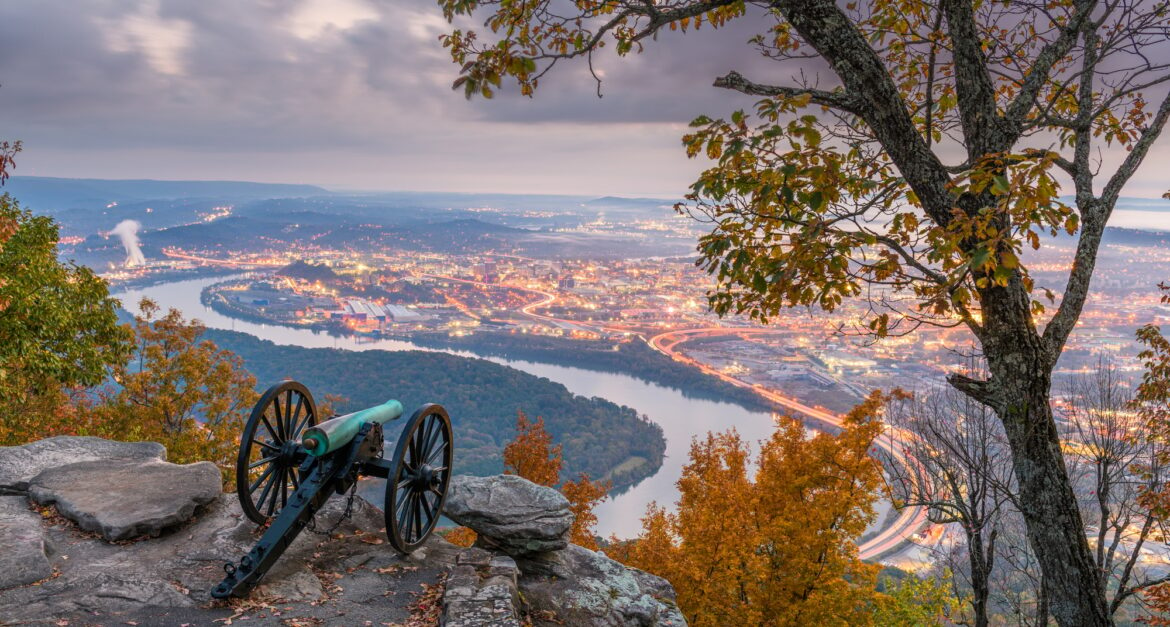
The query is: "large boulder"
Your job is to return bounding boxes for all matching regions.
[517,545,686,627]
[443,475,574,557]
[0,496,52,590]
[0,436,165,493]
[28,458,221,541]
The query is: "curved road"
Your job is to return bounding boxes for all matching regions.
[646,327,930,560]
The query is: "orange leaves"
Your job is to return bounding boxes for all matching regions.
[503,410,562,487]
[611,394,888,626]
[502,411,609,548]
[561,472,609,550]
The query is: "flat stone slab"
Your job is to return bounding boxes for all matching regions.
[0,496,52,590]
[28,458,220,541]
[0,436,165,492]
[444,475,574,557]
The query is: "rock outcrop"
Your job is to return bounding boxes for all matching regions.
[444,474,574,556]
[0,437,460,625]
[0,496,53,590]
[442,546,523,626]
[441,474,686,627]
[0,436,165,493]
[0,438,686,626]
[517,545,686,627]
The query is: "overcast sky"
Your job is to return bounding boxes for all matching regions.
[2,0,1167,198]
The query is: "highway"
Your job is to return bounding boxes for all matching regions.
[161,248,284,268]
[646,327,930,561]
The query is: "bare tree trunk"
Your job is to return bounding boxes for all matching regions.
[969,531,992,627]
[1036,574,1050,627]
[953,280,1114,626]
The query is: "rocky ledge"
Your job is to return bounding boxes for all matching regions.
[0,437,684,626]
[443,474,686,627]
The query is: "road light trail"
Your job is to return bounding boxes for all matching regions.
[647,327,930,561]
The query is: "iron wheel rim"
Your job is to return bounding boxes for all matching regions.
[386,404,452,554]
[236,380,317,524]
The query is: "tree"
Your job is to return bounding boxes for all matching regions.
[79,298,259,484]
[437,1,1170,623]
[561,472,609,550]
[1130,286,1170,623]
[1062,361,1170,618]
[873,572,962,626]
[0,143,131,443]
[886,385,1014,627]
[503,410,562,487]
[614,394,888,626]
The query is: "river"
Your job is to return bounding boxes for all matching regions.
[116,275,858,538]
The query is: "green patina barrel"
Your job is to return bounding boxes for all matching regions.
[301,399,404,456]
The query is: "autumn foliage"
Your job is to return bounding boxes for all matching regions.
[610,393,916,626]
[503,411,563,488]
[1133,284,1170,624]
[75,298,259,485]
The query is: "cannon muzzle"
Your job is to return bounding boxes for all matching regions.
[301,399,404,456]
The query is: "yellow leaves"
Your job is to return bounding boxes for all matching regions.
[74,298,259,486]
[561,472,609,550]
[704,136,723,160]
[612,394,889,626]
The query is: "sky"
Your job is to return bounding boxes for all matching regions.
[2,0,1168,199]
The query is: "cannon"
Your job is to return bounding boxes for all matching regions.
[211,380,453,599]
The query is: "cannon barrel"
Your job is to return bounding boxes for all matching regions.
[300,399,404,456]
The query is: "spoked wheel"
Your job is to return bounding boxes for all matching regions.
[386,404,453,554]
[236,380,318,524]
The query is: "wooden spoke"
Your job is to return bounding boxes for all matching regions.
[386,404,453,555]
[248,455,279,470]
[235,381,317,524]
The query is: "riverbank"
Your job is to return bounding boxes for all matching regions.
[201,281,783,417]
[117,275,806,538]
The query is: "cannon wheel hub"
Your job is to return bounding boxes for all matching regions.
[411,464,442,489]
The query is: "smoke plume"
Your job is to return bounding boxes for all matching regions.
[110,220,146,267]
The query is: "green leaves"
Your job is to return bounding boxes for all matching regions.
[0,194,132,411]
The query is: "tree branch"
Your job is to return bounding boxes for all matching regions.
[1002,0,1099,134]
[946,373,1002,410]
[1044,89,1170,356]
[713,71,863,115]
[771,0,956,224]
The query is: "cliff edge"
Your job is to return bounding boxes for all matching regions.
[0,437,683,627]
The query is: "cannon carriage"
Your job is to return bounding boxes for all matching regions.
[212,380,454,599]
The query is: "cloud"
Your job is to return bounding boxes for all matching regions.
[1,1,1165,199]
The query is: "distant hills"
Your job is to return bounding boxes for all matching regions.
[5,176,331,211]
[277,260,340,282]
